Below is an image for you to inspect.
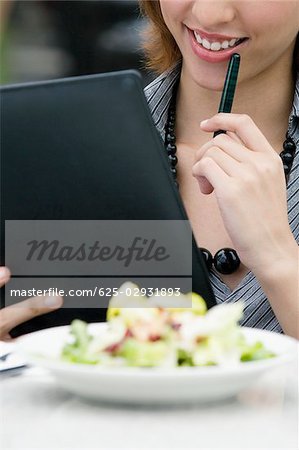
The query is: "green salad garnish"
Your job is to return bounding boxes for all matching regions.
[61,282,275,368]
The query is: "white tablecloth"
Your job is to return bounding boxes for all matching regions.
[0,347,298,450]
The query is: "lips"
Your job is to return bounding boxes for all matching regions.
[192,27,248,43]
[187,26,249,63]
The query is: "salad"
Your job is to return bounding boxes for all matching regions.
[61,282,275,368]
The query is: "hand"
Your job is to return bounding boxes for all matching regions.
[192,113,297,274]
[0,267,63,341]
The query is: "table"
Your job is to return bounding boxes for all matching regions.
[0,348,298,450]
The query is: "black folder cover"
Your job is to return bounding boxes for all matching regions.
[0,70,215,336]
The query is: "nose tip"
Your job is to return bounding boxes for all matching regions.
[192,0,236,29]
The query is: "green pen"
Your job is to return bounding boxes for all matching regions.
[213,53,240,137]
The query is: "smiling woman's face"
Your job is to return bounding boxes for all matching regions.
[159,0,299,90]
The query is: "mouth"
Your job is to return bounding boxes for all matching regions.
[187,27,249,63]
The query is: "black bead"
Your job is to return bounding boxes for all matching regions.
[170,167,177,176]
[283,163,291,175]
[199,248,213,271]
[214,248,240,275]
[167,125,175,134]
[280,151,294,165]
[168,154,178,167]
[166,143,177,155]
[166,133,176,144]
[283,139,296,154]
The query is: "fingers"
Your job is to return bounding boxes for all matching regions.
[193,113,281,201]
[192,157,230,195]
[195,175,214,195]
[200,113,273,153]
[226,131,243,145]
[0,294,63,339]
[195,133,253,164]
[0,266,11,287]
[193,134,249,194]
[196,145,240,177]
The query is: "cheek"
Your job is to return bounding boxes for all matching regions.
[244,2,299,42]
[159,0,190,31]
[238,2,299,76]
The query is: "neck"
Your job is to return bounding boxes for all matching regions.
[175,50,295,151]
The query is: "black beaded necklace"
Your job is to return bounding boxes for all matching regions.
[164,79,297,275]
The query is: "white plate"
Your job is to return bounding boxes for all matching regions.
[16,323,298,404]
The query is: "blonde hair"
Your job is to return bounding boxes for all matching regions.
[139,0,298,75]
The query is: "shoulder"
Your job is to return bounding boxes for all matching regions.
[289,70,299,139]
[288,70,299,180]
[287,71,299,243]
[143,62,181,140]
[144,62,181,103]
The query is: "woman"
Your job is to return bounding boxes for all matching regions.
[0,0,298,339]
[140,0,299,338]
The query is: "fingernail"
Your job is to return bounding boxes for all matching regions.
[44,296,61,308]
[200,120,209,126]
[0,267,10,281]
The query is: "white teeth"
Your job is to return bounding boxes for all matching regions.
[193,31,244,51]
[210,42,221,51]
[202,39,211,50]
[194,31,202,44]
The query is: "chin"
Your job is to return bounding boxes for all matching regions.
[194,77,225,92]
[182,56,230,92]
[191,65,227,91]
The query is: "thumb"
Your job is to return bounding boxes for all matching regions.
[0,294,63,339]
